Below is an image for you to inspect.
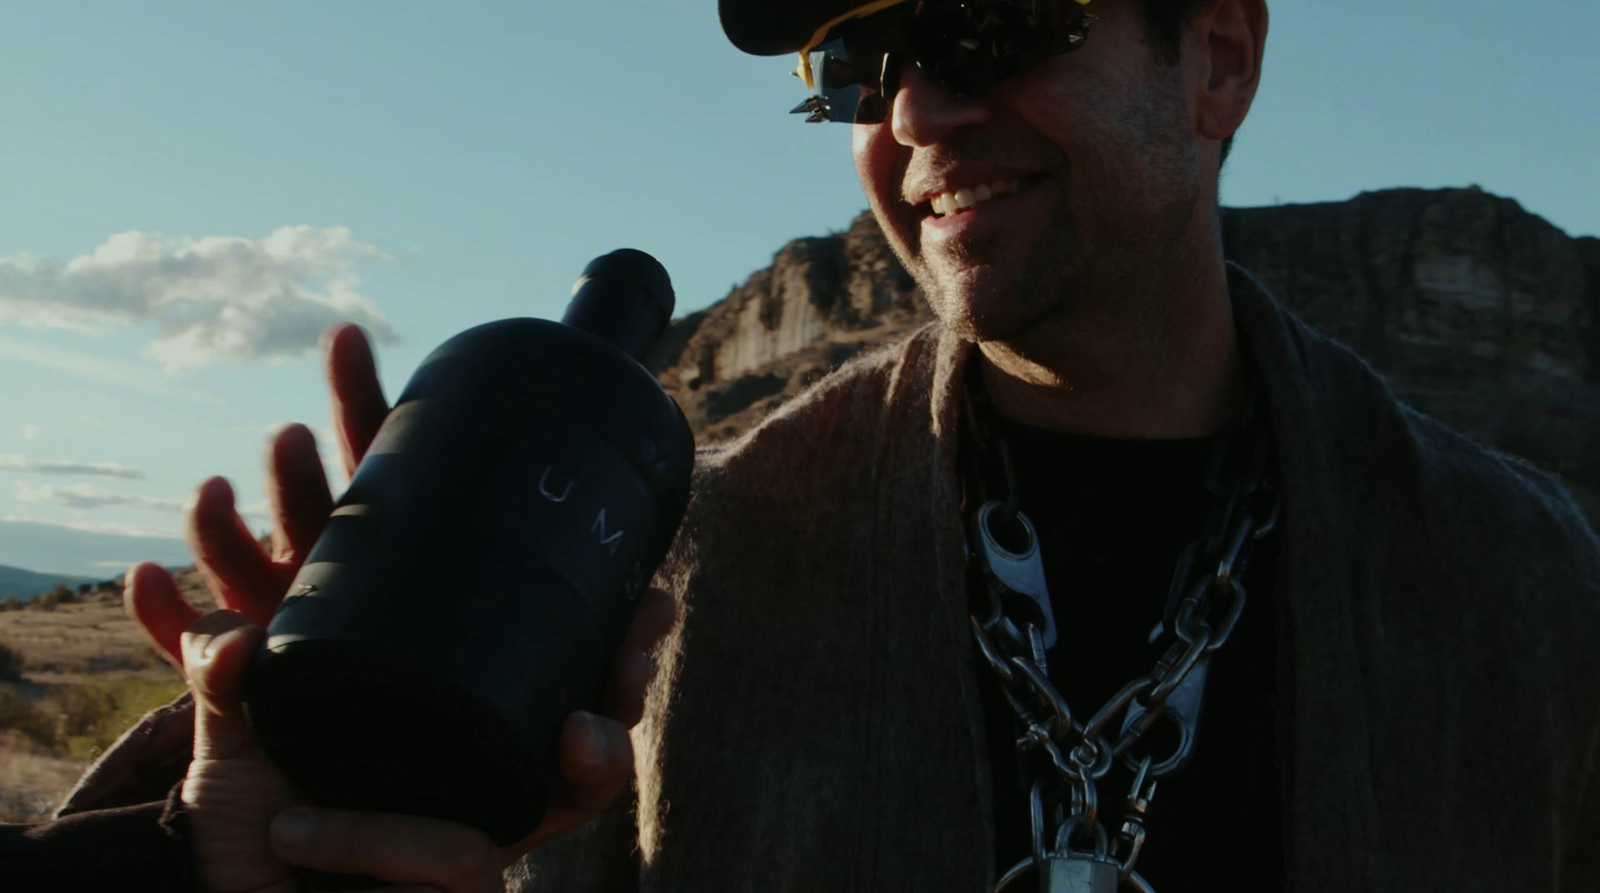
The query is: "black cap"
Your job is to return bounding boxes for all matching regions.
[719,0,877,56]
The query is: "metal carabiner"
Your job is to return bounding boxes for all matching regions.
[973,500,1058,648]
[1120,654,1211,778]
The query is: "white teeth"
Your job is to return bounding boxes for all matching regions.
[928,177,1027,217]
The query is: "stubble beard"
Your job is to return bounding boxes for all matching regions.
[879,61,1203,353]
[905,156,1204,358]
[909,180,1096,346]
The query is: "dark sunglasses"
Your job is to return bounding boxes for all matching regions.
[791,0,1098,124]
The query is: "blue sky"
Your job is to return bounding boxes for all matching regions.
[0,0,1595,575]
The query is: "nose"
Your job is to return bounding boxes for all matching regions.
[889,61,991,147]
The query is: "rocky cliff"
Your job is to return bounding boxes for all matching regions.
[650,187,1600,523]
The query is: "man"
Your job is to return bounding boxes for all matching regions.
[12,0,1599,890]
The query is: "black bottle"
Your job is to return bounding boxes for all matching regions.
[241,249,694,848]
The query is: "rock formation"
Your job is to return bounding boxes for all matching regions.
[650,187,1600,524]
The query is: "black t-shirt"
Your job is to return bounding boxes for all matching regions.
[973,415,1285,890]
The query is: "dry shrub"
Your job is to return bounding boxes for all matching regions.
[0,728,47,754]
[54,675,187,760]
[41,658,90,676]
[0,685,58,748]
[0,747,89,823]
[58,684,119,738]
[0,675,187,759]
[31,585,81,611]
[139,645,172,671]
[0,642,22,683]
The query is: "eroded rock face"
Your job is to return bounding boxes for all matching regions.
[653,187,1599,523]
[1222,188,1599,520]
[1221,187,1595,383]
[651,214,924,398]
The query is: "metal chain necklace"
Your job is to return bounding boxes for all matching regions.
[961,363,1281,893]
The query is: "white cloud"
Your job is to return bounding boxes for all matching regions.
[0,513,181,539]
[20,424,40,441]
[235,498,270,525]
[10,481,264,544]
[0,335,220,403]
[15,480,185,513]
[0,226,396,369]
[0,453,144,479]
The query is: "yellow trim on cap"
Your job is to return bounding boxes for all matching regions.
[795,0,1094,91]
[796,0,913,91]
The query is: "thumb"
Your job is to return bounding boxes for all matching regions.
[181,610,266,762]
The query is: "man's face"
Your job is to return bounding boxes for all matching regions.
[851,1,1206,344]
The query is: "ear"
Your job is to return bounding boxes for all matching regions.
[1191,0,1269,142]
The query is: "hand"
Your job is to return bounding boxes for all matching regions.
[126,323,679,892]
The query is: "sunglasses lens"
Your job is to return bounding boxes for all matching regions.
[854,91,888,125]
[905,2,1039,96]
[793,1,1096,124]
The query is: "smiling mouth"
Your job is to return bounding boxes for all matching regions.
[920,174,1046,218]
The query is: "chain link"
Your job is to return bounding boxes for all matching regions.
[964,366,1279,890]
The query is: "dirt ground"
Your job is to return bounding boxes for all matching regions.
[0,730,88,822]
[0,568,208,823]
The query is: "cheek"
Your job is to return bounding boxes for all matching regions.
[852,123,901,215]
[851,122,923,261]
[850,125,874,190]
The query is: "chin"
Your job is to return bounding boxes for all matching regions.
[927,284,1052,344]
[922,257,1084,345]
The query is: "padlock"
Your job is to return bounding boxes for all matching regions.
[1041,853,1122,893]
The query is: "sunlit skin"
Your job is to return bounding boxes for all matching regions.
[851,0,1268,437]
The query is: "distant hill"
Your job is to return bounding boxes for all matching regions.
[0,520,192,579]
[0,564,98,602]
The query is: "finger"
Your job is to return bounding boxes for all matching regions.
[266,423,334,562]
[507,711,634,857]
[618,587,678,654]
[601,649,654,728]
[181,610,265,761]
[557,712,632,788]
[324,323,389,479]
[125,561,202,668]
[187,476,284,627]
[525,711,634,849]
[269,807,502,893]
